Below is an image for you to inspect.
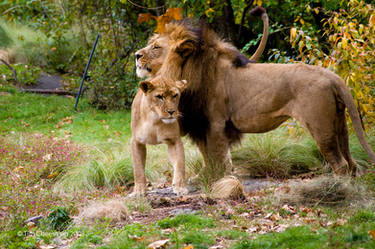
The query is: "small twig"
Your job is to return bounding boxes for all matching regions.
[0,58,24,91]
[127,0,164,10]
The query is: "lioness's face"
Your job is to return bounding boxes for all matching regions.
[135,35,169,78]
[139,77,187,124]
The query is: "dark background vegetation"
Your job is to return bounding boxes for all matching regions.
[0,0,373,112]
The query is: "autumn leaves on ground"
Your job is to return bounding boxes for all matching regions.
[1,85,375,249]
[1,0,375,248]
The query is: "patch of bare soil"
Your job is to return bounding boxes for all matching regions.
[129,187,217,224]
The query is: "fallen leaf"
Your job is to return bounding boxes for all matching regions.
[148,239,169,249]
[182,245,194,249]
[129,235,145,242]
[47,172,59,179]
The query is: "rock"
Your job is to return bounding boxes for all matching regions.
[25,215,44,225]
[170,208,196,216]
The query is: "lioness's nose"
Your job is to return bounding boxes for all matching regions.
[168,110,175,115]
[135,53,142,60]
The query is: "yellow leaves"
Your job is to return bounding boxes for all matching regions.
[182,245,194,249]
[205,8,215,17]
[290,28,297,43]
[138,8,182,34]
[137,13,156,24]
[165,7,182,21]
[341,37,348,49]
[47,172,58,179]
[370,15,375,26]
[254,0,262,6]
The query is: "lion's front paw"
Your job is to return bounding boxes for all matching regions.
[173,186,189,196]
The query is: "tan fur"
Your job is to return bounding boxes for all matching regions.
[75,199,128,225]
[135,20,375,179]
[0,49,10,64]
[131,75,188,196]
[211,176,245,199]
[135,10,269,78]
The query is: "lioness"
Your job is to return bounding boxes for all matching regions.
[131,75,188,195]
[134,19,375,177]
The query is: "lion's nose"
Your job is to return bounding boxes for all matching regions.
[167,110,175,115]
[135,53,142,60]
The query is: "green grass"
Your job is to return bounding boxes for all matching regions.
[0,18,46,64]
[231,128,324,178]
[0,18,87,72]
[1,85,375,248]
[0,85,132,144]
[231,210,375,249]
[157,213,215,229]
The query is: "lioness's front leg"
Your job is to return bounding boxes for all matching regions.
[167,139,188,195]
[131,138,147,195]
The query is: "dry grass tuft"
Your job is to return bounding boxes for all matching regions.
[75,198,129,226]
[210,176,245,200]
[276,175,371,207]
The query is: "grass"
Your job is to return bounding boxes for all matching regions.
[231,210,375,249]
[0,18,46,64]
[0,18,87,72]
[231,128,324,178]
[1,85,375,248]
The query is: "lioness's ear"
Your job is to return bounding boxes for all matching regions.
[176,79,188,90]
[175,39,196,58]
[139,81,154,93]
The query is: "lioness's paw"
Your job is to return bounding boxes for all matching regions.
[127,191,146,198]
[173,186,189,196]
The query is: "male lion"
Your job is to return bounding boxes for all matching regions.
[135,7,269,78]
[134,16,375,178]
[131,75,188,195]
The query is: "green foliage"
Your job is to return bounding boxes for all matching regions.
[0,225,37,249]
[158,214,215,229]
[0,24,12,48]
[288,0,375,126]
[0,64,40,85]
[232,128,323,178]
[46,206,72,231]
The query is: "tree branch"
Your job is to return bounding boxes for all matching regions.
[0,59,24,91]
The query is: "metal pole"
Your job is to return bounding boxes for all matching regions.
[74,34,100,110]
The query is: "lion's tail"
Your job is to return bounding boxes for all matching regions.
[336,80,375,164]
[249,7,269,61]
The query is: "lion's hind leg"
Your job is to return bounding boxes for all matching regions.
[337,108,357,176]
[302,115,351,175]
[294,94,351,175]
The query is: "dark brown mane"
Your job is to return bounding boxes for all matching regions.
[164,21,244,145]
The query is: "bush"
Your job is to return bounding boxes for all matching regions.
[0,64,40,85]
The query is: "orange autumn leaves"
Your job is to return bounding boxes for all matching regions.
[138,8,183,33]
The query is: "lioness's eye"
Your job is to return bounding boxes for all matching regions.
[156,95,163,100]
[153,45,161,50]
[173,94,178,98]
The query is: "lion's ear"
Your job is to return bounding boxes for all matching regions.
[139,80,154,93]
[175,39,196,58]
[176,79,188,90]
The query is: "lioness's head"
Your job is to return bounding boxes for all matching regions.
[139,76,187,124]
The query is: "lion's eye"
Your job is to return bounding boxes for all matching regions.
[153,45,161,50]
[172,94,178,98]
[156,95,163,100]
